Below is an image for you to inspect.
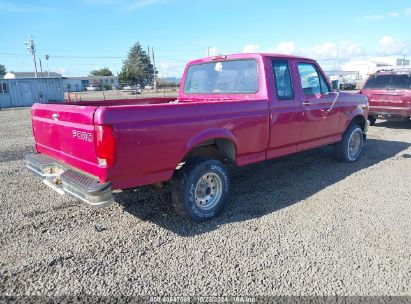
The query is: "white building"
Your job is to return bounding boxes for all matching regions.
[342,57,409,77]
[62,76,120,92]
[4,71,62,79]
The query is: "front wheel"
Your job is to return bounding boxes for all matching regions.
[334,124,364,162]
[171,158,230,222]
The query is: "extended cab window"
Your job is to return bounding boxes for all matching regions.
[297,63,322,95]
[184,59,258,94]
[272,60,294,100]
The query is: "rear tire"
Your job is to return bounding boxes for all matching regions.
[334,124,364,162]
[171,158,229,222]
[368,115,377,126]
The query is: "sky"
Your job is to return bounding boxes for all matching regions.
[0,0,410,77]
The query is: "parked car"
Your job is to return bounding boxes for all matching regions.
[329,75,357,90]
[361,69,411,125]
[339,79,357,90]
[123,85,142,94]
[144,85,153,90]
[85,85,100,91]
[26,53,369,222]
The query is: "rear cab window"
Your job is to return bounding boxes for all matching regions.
[364,73,411,90]
[272,60,294,100]
[183,59,258,94]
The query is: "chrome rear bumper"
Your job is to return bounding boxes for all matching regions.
[25,153,114,208]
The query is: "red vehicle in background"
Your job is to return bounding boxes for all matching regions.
[26,53,369,222]
[361,69,411,125]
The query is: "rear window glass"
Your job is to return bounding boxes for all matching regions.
[184,59,258,94]
[364,74,411,90]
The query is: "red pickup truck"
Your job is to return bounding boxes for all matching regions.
[26,53,369,221]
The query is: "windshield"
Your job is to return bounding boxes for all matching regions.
[364,74,411,90]
[184,59,258,94]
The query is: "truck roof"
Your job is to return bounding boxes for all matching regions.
[187,53,314,66]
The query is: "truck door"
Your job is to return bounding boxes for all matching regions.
[267,58,302,159]
[295,62,339,150]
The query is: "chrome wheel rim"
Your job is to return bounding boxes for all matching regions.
[349,131,362,159]
[194,172,222,211]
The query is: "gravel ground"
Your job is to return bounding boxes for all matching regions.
[0,108,410,298]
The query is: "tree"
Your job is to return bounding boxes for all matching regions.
[89,67,113,76]
[119,42,155,84]
[0,64,6,78]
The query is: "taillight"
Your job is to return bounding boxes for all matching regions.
[94,125,116,167]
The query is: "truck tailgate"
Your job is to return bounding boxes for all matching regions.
[32,103,100,175]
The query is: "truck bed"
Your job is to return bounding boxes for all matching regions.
[51,97,176,107]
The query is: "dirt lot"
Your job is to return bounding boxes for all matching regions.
[0,108,410,297]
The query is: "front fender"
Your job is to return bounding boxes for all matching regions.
[345,105,367,129]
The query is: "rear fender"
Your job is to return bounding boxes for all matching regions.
[184,128,238,158]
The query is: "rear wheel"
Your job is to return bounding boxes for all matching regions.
[334,124,364,162]
[171,158,229,222]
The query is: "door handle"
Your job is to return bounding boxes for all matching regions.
[302,101,311,105]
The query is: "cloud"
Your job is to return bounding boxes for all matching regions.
[388,12,400,17]
[299,41,364,64]
[242,44,260,53]
[0,1,59,13]
[362,15,384,20]
[378,36,411,56]
[302,42,337,60]
[274,41,295,54]
[157,60,185,77]
[340,42,364,58]
[405,8,411,15]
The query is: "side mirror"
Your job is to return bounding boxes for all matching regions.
[330,80,339,92]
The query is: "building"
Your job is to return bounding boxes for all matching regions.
[341,57,409,77]
[62,76,120,92]
[0,78,64,108]
[4,71,62,79]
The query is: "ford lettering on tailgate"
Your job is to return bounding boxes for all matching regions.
[72,130,93,142]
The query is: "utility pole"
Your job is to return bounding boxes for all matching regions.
[39,58,43,77]
[152,47,157,91]
[24,35,38,78]
[45,55,50,78]
[336,41,339,71]
[208,46,210,57]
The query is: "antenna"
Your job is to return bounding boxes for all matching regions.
[24,35,38,78]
